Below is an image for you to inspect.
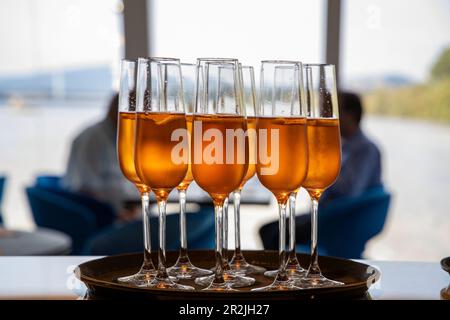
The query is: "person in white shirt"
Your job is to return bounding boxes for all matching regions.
[63,94,140,221]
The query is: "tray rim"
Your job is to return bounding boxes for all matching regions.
[75,250,380,297]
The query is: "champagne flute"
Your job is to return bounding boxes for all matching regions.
[229,65,266,275]
[116,59,156,286]
[134,57,193,290]
[168,63,212,279]
[252,61,308,291]
[296,63,344,288]
[192,58,254,290]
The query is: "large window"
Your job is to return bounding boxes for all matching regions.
[0,0,123,229]
[341,0,450,89]
[341,0,450,261]
[153,0,326,68]
[0,0,122,103]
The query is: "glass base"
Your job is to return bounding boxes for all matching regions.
[117,264,157,287]
[146,276,194,290]
[202,281,238,291]
[264,261,306,279]
[285,257,306,279]
[168,260,213,279]
[195,273,255,288]
[263,269,279,278]
[252,279,300,292]
[229,256,266,275]
[294,274,344,289]
[286,265,307,279]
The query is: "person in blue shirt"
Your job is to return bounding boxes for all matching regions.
[320,92,382,204]
[259,92,383,249]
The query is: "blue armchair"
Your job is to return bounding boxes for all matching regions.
[33,175,115,229]
[316,186,391,259]
[26,175,116,254]
[35,175,63,189]
[26,187,97,254]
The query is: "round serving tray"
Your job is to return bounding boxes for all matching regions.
[76,250,379,300]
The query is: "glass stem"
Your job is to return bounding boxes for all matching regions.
[141,192,153,269]
[308,198,322,276]
[222,197,229,265]
[233,190,243,258]
[178,189,189,261]
[275,203,288,282]
[156,199,169,279]
[214,204,226,283]
[288,192,297,260]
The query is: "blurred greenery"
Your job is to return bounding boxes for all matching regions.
[364,77,450,123]
[431,47,450,80]
[362,47,450,124]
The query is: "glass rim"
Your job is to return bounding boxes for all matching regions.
[197,57,238,62]
[201,61,237,67]
[261,60,302,65]
[137,57,180,63]
[151,56,180,61]
[121,58,135,64]
[304,63,335,67]
[240,65,254,70]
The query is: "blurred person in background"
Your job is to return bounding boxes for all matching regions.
[260,92,383,248]
[63,93,140,221]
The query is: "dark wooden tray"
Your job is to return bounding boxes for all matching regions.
[76,250,380,300]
